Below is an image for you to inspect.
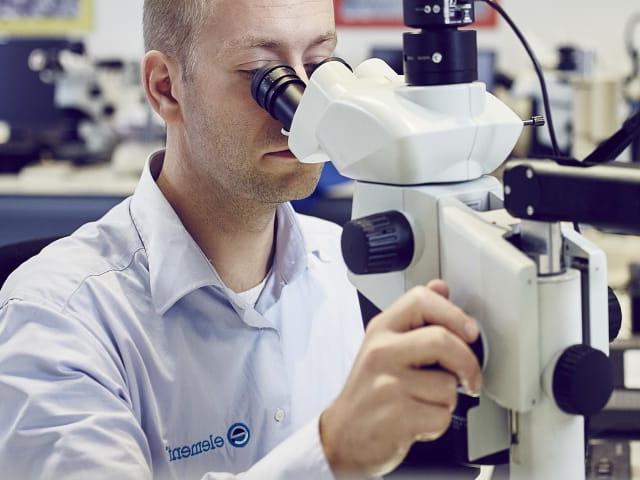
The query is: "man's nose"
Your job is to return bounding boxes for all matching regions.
[291,64,310,85]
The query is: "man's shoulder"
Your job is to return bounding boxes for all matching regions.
[0,199,146,312]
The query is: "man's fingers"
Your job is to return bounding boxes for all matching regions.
[381,286,479,343]
[396,398,453,442]
[426,279,449,299]
[400,369,459,411]
[390,326,482,394]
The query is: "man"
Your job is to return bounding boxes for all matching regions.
[0,0,482,478]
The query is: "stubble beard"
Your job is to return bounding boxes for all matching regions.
[186,96,324,219]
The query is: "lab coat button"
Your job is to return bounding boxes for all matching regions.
[274,408,286,423]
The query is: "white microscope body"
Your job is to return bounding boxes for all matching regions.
[286,58,612,479]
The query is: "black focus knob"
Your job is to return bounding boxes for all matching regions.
[553,344,613,416]
[608,287,622,342]
[341,211,415,275]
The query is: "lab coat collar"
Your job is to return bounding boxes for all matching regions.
[130,150,309,317]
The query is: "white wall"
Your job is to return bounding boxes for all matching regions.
[85,0,640,77]
[85,0,144,61]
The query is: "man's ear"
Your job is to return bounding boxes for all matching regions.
[141,51,184,124]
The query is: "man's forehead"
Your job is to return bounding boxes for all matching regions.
[222,31,337,52]
[215,0,333,13]
[207,0,335,52]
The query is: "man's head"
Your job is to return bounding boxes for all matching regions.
[142,0,336,208]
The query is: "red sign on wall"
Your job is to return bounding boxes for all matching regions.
[334,1,499,28]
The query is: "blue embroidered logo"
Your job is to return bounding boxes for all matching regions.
[166,421,251,462]
[227,422,251,448]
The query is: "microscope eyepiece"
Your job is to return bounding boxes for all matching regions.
[250,58,352,132]
[251,64,306,132]
[307,56,353,76]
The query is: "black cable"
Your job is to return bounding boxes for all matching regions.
[478,0,581,231]
[478,0,560,158]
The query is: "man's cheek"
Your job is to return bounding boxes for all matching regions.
[227,83,273,117]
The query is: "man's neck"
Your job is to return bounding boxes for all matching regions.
[156,149,277,293]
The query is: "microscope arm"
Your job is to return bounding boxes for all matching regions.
[504,159,640,233]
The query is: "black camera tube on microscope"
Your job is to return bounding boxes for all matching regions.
[402,0,478,86]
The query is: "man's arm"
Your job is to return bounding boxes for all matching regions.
[0,299,152,479]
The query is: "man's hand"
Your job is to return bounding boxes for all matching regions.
[320,280,482,477]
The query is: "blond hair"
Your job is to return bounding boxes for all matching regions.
[143,0,209,78]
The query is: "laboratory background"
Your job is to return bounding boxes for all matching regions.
[1,0,640,478]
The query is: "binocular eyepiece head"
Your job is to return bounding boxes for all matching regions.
[251,65,305,132]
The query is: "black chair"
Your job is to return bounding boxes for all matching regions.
[0,237,61,288]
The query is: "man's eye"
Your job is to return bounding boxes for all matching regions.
[241,63,322,80]
[241,69,259,80]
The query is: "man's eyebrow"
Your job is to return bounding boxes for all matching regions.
[224,31,338,52]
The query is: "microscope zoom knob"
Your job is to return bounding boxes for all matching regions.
[553,345,613,416]
[608,287,622,342]
[341,211,415,275]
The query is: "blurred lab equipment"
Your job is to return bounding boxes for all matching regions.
[625,12,640,163]
[0,37,164,173]
[0,38,119,169]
